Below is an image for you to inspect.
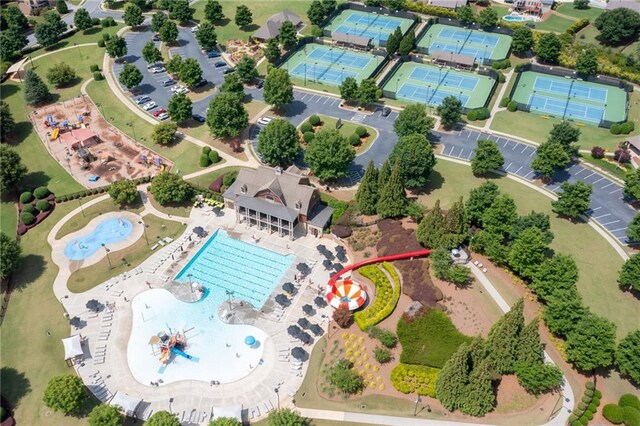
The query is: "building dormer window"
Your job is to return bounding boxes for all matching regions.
[265,195,274,202]
[295,200,302,210]
[240,184,247,194]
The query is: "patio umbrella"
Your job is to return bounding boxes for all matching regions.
[282,282,295,294]
[296,263,310,275]
[302,304,315,316]
[298,332,313,345]
[86,299,101,312]
[309,323,324,337]
[316,244,328,255]
[323,250,335,261]
[332,263,344,272]
[322,259,333,270]
[192,226,207,237]
[313,296,327,308]
[335,246,347,262]
[69,316,83,328]
[287,325,302,337]
[275,294,290,307]
[291,347,307,361]
[297,317,311,329]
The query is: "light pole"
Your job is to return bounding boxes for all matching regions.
[74,43,82,60]
[77,195,85,216]
[139,220,149,245]
[127,121,137,142]
[226,289,234,310]
[274,387,280,409]
[413,395,422,416]
[188,273,193,293]
[102,243,113,269]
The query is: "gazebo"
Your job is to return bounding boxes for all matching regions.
[62,335,84,365]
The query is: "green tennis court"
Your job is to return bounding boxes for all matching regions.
[383,62,496,109]
[280,43,381,86]
[326,9,414,46]
[417,24,512,63]
[511,71,627,125]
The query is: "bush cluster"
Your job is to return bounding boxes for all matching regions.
[55,177,152,202]
[34,186,50,199]
[404,1,458,18]
[93,71,104,81]
[355,126,368,138]
[390,364,440,397]
[19,191,34,204]
[303,131,315,143]
[610,121,635,135]
[497,71,506,83]
[373,347,392,363]
[20,212,35,225]
[367,326,398,348]
[590,146,605,159]
[507,101,518,112]
[308,115,321,126]
[300,122,313,133]
[348,133,360,146]
[614,148,632,163]
[467,107,490,121]
[22,204,37,215]
[569,382,602,426]
[603,394,640,426]
[90,64,99,72]
[354,263,401,330]
[499,97,510,108]
[492,59,511,70]
[101,17,116,27]
[36,200,51,212]
[97,39,105,48]
[328,358,364,394]
[566,18,590,36]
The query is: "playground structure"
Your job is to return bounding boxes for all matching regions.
[326,279,367,310]
[156,331,193,366]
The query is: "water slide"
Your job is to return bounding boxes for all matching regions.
[327,249,432,287]
[170,346,194,360]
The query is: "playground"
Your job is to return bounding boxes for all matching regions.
[417,24,512,63]
[510,71,628,125]
[30,95,171,188]
[325,9,414,46]
[383,61,496,109]
[281,44,382,86]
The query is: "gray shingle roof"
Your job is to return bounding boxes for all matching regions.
[252,9,302,40]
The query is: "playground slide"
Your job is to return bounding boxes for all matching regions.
[328,249,432,287]
[170,346,194,360]
[159,350,170,366]
[50,128,59,140]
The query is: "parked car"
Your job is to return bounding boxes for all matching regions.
[194,78,208,88]
[147,62,162,70]
[256,80,264,89]
[207,50,220,58]
[161,79,176,87]
[135,95,151,105]
[191,24,200,33]
[142,101,157,111]
[152,108,167,117]
[157,112,170,121]
[192,114,206,123]
[257,116,272,125]
[214,61,227,68]
[152,34,161,42]
[382,107,391,117]
[176,86,189,94]
[223,67,235,74]
[150,66,165,74]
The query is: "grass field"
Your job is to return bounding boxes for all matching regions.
[1,200,18,238]
[185,166,241,189]
[30,25,125,58]
[67,214,186,292]
[416,160,637,340]
[555,4,604,21]
[534,15,575,32]
[148,194,192,218]
[85,79,201,175]
[315,114,378,153]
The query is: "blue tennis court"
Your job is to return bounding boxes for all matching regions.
[439,27,499,47]
[428,41,491,62]
[409,67,478,90]
[345,13,404,30]
[328,10,414,46]
[397,82,470,107]
[290,62,358,85]
[528,94,604,123]
[334,24,394,43]
[307,46,372,69]
[534,77,608,103]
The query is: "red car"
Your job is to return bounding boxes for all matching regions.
[152,108,167,117]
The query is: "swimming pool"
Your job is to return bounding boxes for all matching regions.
[502,14,534,22]
[64,217,133,260]
[127,230,294,385]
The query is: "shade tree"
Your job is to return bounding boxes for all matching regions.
[536,32,562,63]
[566,312,617,371]
[437,96,462,128]
[168,92,193,122]
[151,122,178,145]
[43,374,86,414]
[179,58,203,88]
[149,173,193,205]
[142,41,162,63]
[204,0,224,22]
[108,179,138,206]
[616,330,640,384]
[465,181,500,227]
[393,103,435,137]
[73,8,93,31]
[617,253,640,292]
[123,2,144,27]
[594,7,640,45]
[388,133,436,188]
[471,139,504,176]
[551,181,592,220]
[531,254,578,302]
[235,5,253,28]
[0,101,15,138]
[511,26,534,54]
[0,233,21,279]
[0,144,27,194]
[235,55,258,82]
[507,227,549,280]
[118,64,143,90]
[263,68,294,109]
[196,22,218,51]
[531,141,570,181]
[159,20,178,44]
[206,92,248,138]
[304,129,355,181]
[106,35,127,58]
[257,119,299,167]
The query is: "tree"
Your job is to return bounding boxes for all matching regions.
[267,408,308,426]
[56,0,69,14]
[118,64,143,90]
[4,5,28,30]
[442,196,467,248]
[531,253,578,302]
[548,121,580,157]
[0,101,15,138]
[235,5,253,28]
[166,54,183,76]
[511,26,534,54]
[627,214,640,242]
[378,160,391,189]
[307,0,326,26]
[204,0,224,23]
[196,21,218,51]
[386,26,403,55]
[508,227,549,279]
[168,92,193,123]
[552,181,592,220]
[88,404,122,426]
[35,11,67,48]
[206,92,248,138]
[106,35,127,59]
[618,254,640,292]
[574,0,590,9]
[543,288,585,336]
[376,161,407,218]
[304,129,355,181]
[536,32,562,63]
[151,122,178,145]
[332,304,353,328]
[46,62,77,87]
[0,28,28,61]
[566,312,616,371]
[623,168,640,200]
[531,141,570,180]
[150,11,168,32]
[73,8,93,31]
[124,3,144,27]
[321,0,337,14]
[147,411,180,426]
[486,299,524,374]
[437,95,462,128]
[463,359,495,416]
[436,342,472,412]
[393,103,435,137]
[457,5,475,26]
[159,20,178,44]
[257,119,299,167]
[108,179,138,206]
[170,0,194,22]
[478,7,498,28]
[356,161,379,215]
[388,133,436,188]
[339,77,359,104]
[236,55,258,82]
[220,73,245,99]
[417,200,445,248]
[179,58,203,88]
[466,181,499,227]
[263,68,294,109]
[517,318,543,365]
[594,8,640,45]
[149,173,193,205]
[385,0,404,11]
[398,29,415,56]
[264,37,281,63]
[471,139,504,176]
[0,233,21,279]
[43,374,86,414]
[142,41,162,64]
[616,330,640,384]
[482,194,518,237]
[0,144,26,194]
[279,20,298,49]
[357,78,381,106]
[576,47,598,76]
[514,362,563,395]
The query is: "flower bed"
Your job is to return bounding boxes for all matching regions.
[390,363,440,397]
[354,262,401,331]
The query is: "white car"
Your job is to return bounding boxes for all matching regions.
[157,112,170,121]
[150,66,165,74]
[142,101,157,111]
[257,116,272,125]
[176,86,189,94]
[191,25,200,33]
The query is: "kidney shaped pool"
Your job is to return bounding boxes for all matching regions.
[64,217,133,260]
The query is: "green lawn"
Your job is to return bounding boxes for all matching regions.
[67,214,186,292]
[148,194,192,218]
[316,114,378,153]
[417,160,636,340]
[29,25,125,58]
[85,79,201,175]
[534,15,575,32]
[555,4,604,21]
[1,199,18,238]
[579,155,634,181]
[186,166,241,189]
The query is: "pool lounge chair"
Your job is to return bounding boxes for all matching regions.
[163,237,174,243]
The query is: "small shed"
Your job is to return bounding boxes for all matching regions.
[432,50,475,69]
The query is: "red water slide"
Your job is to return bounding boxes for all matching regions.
[327,249,432,287]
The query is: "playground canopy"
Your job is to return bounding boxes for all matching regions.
[59,128,98,149]
[110,391,142,416]
[62,335,84,360]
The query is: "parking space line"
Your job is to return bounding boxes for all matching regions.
[524,171,534,179]
[475,132,481,141]
[591,206,601,211]
[512,143,518,150]
[582,172,595,180]
[573,168,585,175]
[466,151,474,160]
[458,147,464,157]
[601,182,614,189]
[323,98,330,104]
[594,213,610,219]
[514,166,522,174]
[447,146,454,155]
[610,188,622,194]
[593,177,604,184]
[315,97,322,103]
[467,132,474,139]
[529,150,535,157]
[550,186,560,192]
[602,220,620,226]
[505,162,512,170]
[521,146,528,153]
[610,227,627,233]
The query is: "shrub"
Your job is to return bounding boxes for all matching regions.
[101,17,115,27]
[566,18,590,36]
[622,406,640,426]
[20,192,34,203]
[20,212,35,225]
[578,402,587,411]
[603,404,624,424]
[311,25,323,37]
[584,410,594,421]
[199,154,211,167]
[303,131,315,143]
[208,150,220,164]
[91,17,100,26]
[610,123,622,134]
[348,133,360,146]
[514,63,526,72]
[507,101,518,112]
[373,347,392,363]
[355,126,367,137]
[93,71,104,81]
[390,364,440,397]
[202,146,211,154]
[492,59,511,70]
[90,64,99,72]
[620,394,640,410]
[467,110,478,121]
[102,34,111,41]
[614,148,631,163]
[587,402,596,412]
[22,204,37,214]
[353,263,401,330]
[308,115,321,126]
[584,388,594,398]
[591,146,605,159]
[223,170,238,187]
[585,382,595,390]
[328,359,364,394]
[471,107,490,120]
[579,416,589,425]
[36,200,51,211]
[499,97,510,108]
[332,305,353,328]
[34,186,50,199]
[497,71,506,83]
[620,121,635,134]
[367,326,398,348]
[300,122,313,133]
[97,39,105,48]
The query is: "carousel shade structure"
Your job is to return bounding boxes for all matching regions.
[244,335,256,346]
[326,279,367,311]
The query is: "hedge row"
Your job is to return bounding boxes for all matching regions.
[610,121,635,135]
[566,18,590,36]
[55,176,152,202]
[353,262,401,330]
[467,107,490,121]
[569,382,602,426]
[390,363,440,397]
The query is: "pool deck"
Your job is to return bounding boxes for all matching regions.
[48,192,345,424]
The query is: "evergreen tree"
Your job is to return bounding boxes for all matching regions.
[376,161,407,218]
[442,196,468,248]
[386,26,402,55]
[466,181,499,227]
[398,29,415,56]
[0,101,16,139]
[514,362,563,395]
[24,68,52,105]
[0,145,27,194]
[517,318,544,365]
[204,0,224,23]
[551,181,593,220]
[378,160,391,189]
[543,288,585,336]
[437,95,462,128]
[486,298,524,374]
[462,359,495,416]
[235,5,253,28]
[264,38,281,63]
[471,139,504,176]
[482,194,518,237]
[150,12,168,33]
[124,2,144,27]
[339,77,359,104]
[235,55,257,82]
[531,254,579,303]
[307,0,326,26]
[355,161,379,215]
[388,133,436,188]
[436,342,472,411]
[507,226,549,279]
[566,312,617,371]
[416,200,444,248]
